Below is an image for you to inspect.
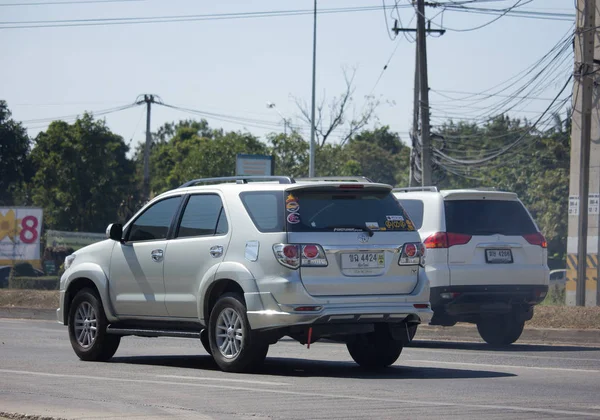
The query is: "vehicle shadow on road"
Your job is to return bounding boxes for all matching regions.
[410,340,600,353]
[109,355,515,380]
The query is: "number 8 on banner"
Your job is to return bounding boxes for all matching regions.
[20,216,39,244]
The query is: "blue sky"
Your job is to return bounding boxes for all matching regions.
[1,0,574,154]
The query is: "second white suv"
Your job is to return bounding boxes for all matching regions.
[394,187,549,346]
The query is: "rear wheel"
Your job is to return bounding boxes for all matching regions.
[477,314,524,346]
[68,288,120,361]
[208,293,268,372]
[346,326,403,369]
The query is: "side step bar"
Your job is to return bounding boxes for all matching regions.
[106,326,201,339]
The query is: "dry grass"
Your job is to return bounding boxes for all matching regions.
[0,290,59,309]
[1,289,599,330]
[529,305,600,330]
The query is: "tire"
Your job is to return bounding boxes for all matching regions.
[346,326,403,369]
[200,329,212,355]
[208,293,268,373]
[68,288,120,361]
[477,314,525,346]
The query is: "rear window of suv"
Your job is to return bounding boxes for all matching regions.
[285,188,416,233]
[444,199,537,236]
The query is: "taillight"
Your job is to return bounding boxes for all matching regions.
[424,232,472,249]
[523,232,547,248]
[273,244,328,269]
[399,242,425,265]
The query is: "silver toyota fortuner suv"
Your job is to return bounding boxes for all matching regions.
[58,176,431,372]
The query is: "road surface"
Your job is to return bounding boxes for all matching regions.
[1,318,600,419]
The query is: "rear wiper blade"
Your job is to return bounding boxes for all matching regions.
[325,225,374,237]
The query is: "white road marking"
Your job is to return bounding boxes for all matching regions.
[1,368,600,417]
[407,347,600,363]
[409,359,600,374]
[156,374,289,386]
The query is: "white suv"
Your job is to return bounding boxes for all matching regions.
[393,187,549,346]
[58,176,431,372]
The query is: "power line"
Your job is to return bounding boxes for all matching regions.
[0,0,142,6]
[0,5,414,29]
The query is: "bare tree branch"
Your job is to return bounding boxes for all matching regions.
[293,67,379,148]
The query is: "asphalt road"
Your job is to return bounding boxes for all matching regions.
[1,319,600,420]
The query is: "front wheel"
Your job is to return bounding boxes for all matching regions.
[68,288,120,361]
[208,293,268,372]
[477,315,524,346]
[346,326,403,369]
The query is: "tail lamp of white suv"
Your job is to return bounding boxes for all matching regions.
[399,242,426,266]
[423,232,547,249]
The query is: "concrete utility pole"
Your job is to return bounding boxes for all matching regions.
[308,0,317,178]
[416,0,432,187]
[143,94,153,202]
[393,7,444,187]
[567,0,599,307]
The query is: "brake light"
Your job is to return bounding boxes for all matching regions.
[424,232,471,249]
[338,184,364,189]
[523,232,547,248]
[447,233,472,247]
[273,244,328,269]
[399,242,425,265]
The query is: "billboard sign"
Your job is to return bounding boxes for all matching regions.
[236,154,274,176]
[46,230,106,251]
[0,208,43,262]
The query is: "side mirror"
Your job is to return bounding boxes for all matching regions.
[106,223,123,242]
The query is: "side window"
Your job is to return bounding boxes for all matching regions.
[177,194,227,238]
[398,199,424,230]
[128,196,182,242]
[240,191,284,233]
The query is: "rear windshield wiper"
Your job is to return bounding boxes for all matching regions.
[324,224,374,237]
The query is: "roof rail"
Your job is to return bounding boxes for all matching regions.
[179,176,295,188]
[296,176,373,183]
[392,186,438,193]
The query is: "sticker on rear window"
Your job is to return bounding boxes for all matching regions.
[366,222,379,230]
[386,220,407,230]
[286,201,299,212]
[406,220,415,231]
[287,212,301,224]
[386,215,404,221]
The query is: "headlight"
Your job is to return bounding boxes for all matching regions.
[64,254,76,270]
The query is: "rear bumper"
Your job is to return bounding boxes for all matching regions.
[430,284,548,317]
[246,292,433,331]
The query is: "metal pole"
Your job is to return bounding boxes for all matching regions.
[143,94,153,202]
[576,0,594,306]
[416,0,432,186]
[309,0,317,177]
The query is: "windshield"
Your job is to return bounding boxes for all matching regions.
[285,188,416,233]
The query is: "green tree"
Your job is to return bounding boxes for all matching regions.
[30,114,134,232]
[0,101,31,205]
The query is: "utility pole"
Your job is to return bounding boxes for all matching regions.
[135,94,161,202]
[416,0,432,187]
[393,6,444,187]
[309,0,317,178]
[143,95,153,202]
[576,0,595,306]
[409,44,420,187]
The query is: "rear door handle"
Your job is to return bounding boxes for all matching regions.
[210,246,224,258]
[151,249,164,262]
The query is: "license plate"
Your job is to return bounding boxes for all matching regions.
[485,249,513,264]
[341,252,385,269]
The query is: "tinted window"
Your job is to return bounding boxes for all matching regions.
[398,199,424,230]
[286,189,416,232]
[177,194,227,238]
[444,200,537,236]
[240,191,284,232]
[128,196,182,242]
